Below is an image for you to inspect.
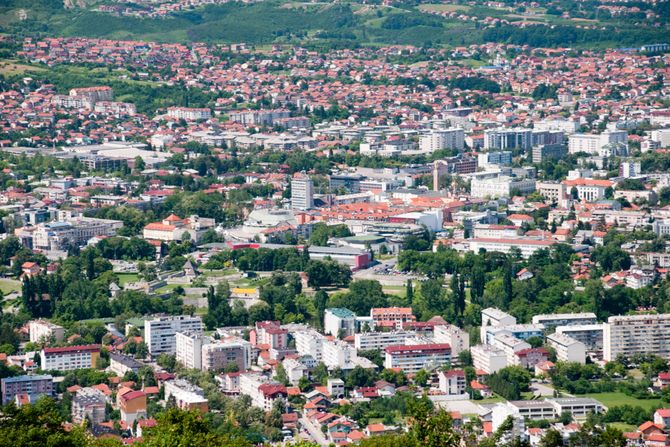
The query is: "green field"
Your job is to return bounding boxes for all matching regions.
[0,278,21,295]
[583,392,663,411]
[116,273,139,286]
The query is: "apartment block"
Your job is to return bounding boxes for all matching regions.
[291,173,314,210]
[433,324,470,358]
[109,353,142,377]
[71,387,106,425]
[419,128,465,152]
[176,331,207,370]
[492,333,531,366]
[604,314,670,361]
[28,320,65,343]
[167,106,211,121]
[40,345,100,371]
[547,333,587,364]
[354,330,415,351]
[439,369,467,395]
[471,344,507,374]
[1,374,53,405]
[384,343,451,374]
[324,308,357,338]
[483,324,545,345]
[370,307,415,330]
[294,329,324,361]
[164,379,208,413]
[531,313,597,329]
[252,321,288,350]
[239,373,287,411]
[145,315,204,355]
[555,324,604,351]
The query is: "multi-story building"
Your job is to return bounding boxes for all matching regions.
[419,128,465,152]
[32,217,123,251]
[167,106,212,121]
[547,333,587,364]
[547,398,606,419]
[71,387,106,425]
[536,181,567,202]
[239,373,287,411]
[28,320,65,343]
[329,174,365,194]
[324,308,357,338]
[472,224,519,239]
[323,339,358,369]
[568,131,627,155]
[40,345,101,371]
[370,307,415,330]
[69,86,114,104]
[515,348,549,369]
[439,369,467,395]
[145,315,204,355]
[164,379,208,412]
[555,324,604,351]
[491,333,531,365]
[531,313,598,329]
[461,237,556,259]
[562,178,614,202]
[228,109,291,126]
[532,144,568,163]
[483,324,545,345]
[1,374,53,405]
[433,324,470,358]
[470,176,536,198]
[291,173,314,210]
[481,308,517,328]
[93,101,136,116]
[604,314,670,361]
[484,128,533,152]
[471,344,507,374]
[109,353,142,377]
[117,387,147,425]
[142,214,215,243]
[294,329,324,361]
[252,321,288,350]
[534,119,579,134]
[202,337,252,372]
[354,331,415,351]
[384,343,451,373]
[478,151,512,167]
[176,331,207,370]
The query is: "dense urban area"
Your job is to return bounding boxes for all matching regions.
[1,0,670,446]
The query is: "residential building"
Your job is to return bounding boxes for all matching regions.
[323,339,358,369]
[28,320,65,343]
[481,308,517,328]
[515,348,549,369]
[555,324,604,351]
[176,331,207,370]
[164,379,208,412]
[432,324,470,358]
[1,374,53,405]
[470,176,536,199]
[117,387,147,425]
[568,131,627,155]
[439,369,467,395]
[324,308,357,338]
[354,331,415,351]
[483,324,545,345]
[471,344,507,374]
[252,321,288,350]
[419,128,465,152]
[536,181,567,202]
[531,313,597,329]
[291,173,314,210]
[202,337,252,372]
[384,343,451,373]
[109,353,142,377]
[478,151,512,167]
[71,387,106,425]
[491,333,531,366]
[458,237,556,259]
[166,106,211,121]
[532,144,568,163]
[145,315,204,355]
[294,329,324,361]
[547,333,587,364]
[239,373,287,411]
[40,345,100,371]
[603,314,670,361]
[484,128,533,151]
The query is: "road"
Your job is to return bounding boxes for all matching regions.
[299,415,330,447]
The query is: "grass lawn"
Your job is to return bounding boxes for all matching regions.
[117,273,139,286]
[418,4,471,13]
[583,392,663,411]
[0,278,21,295]
[154,284,182,294]
[610,422,637,432]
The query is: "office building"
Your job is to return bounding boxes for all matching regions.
[568,131,627,155]
[603,314,670,361]
[532,144,567,163]
[145,315,204,355]
[478,151,512,167]
[291,173,314,210]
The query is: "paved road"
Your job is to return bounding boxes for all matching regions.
[300,415,330,447]
[530,382,557,397]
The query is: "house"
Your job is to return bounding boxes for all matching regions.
[654,409,670,428]
[655,373,670,389]
[21,262,42,278]
[439,370,467,395]
[117,387,147,425]
[516,268,534,281]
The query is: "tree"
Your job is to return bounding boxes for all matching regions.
[314,290,328,327]
[274,363,290,386]
[406,281,414,305]
[414,369,429,387]
[134,156,146,171]
[328,280,388,315]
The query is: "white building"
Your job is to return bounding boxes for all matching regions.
[470,176,536,199]
[555,324,604,351]
[354,331,415,351]
[471,344,507,374]
[433,324,470,358]
[568,131,627,155]
[167,107,211,121]
[439,370,467,395]
[291,173,314,210]
[294,329,324,361]
[484,128,533,151]
[40,345,100,371]
[28,320,65,344]
[458,237,555,259]
[324,308,357,338]
[176,331,207,370]
[491,333,531,366]
[145,315,203,355]
[604,314,670,361]
[419,128,465,153]
[143,214,215,243]
[531,313,597,329]
[323,339,358,369]
[547,333,587,364]
[164,379,208,412]
[239,373,287,411]
[384,343,451,373]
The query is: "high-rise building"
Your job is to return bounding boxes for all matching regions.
[291,173,314,210]
[484,128,533,151]
[145,315,204,355]
[604,314,670,361]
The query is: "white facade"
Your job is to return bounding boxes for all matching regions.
[531,313,597,329]
[484,128,532,151]
[354,331,414,351]
[29,320,65,344]
[547,333,586,364]
[384,343,451,374]
[294,330,324,361]
[419,128,465,153]
[470,176,536,198]
[604,314,670,361]
[323,339,357,369]
[145,315,204,355]
[491,334,531,366]
[291,174,314,210]
[568,131,627,155]
[433,324,470,358]
[40,345,100,371]
[471,344,507,374]
[324,308,356,337]
[176,331,206,370]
